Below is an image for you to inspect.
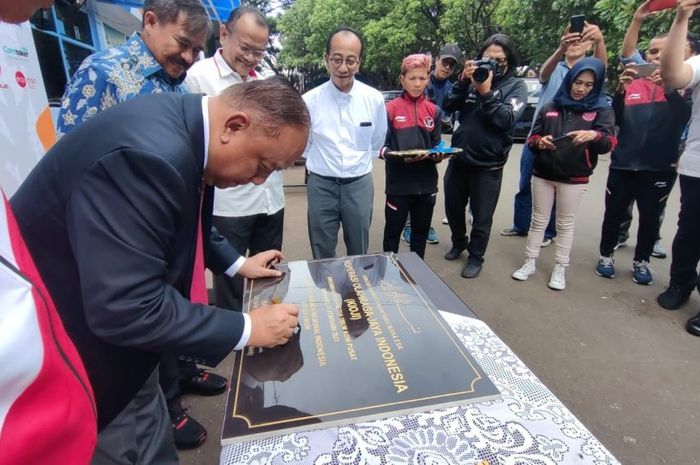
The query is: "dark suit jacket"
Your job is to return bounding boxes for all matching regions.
[11,93,244,429]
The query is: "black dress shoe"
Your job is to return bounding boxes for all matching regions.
[657,284,692,310]
[686,312,700,337]
[461,260,482,279]
[180,369,227,396]
[170,406,207,449]
[444,246,465,261]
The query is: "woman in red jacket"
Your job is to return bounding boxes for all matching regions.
[382,54,444,259]
[512,57,617,290]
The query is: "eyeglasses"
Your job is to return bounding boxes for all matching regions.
[230,37,267,60]
[440,59,457,69]
[486,57,508,65]
[328,56,360,68]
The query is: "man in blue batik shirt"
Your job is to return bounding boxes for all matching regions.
[56,0,221,452]
[58,0,206,136]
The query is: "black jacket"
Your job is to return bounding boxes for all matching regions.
[11,93,244,429]
[383,92,442,195]
[611,79,691,172]
[527,101,617,183]
[444,74,528,168]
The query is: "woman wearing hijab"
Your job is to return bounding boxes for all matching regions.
[512,57,617,290]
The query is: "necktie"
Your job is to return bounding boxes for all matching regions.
[190,184,208,305]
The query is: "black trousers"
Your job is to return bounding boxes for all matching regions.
[92,368,177,465]
[383,193,436,259]
[669,175,700,292]
[599,169,676,261]
[618,198,669,243]
[444,160,504,263]
[159,355,200,415]
[160,209,284,413]
[212,209,284,311]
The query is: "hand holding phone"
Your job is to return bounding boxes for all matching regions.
[552,135,575,150]
[648,0,677,12]
[630,62,658,78]
[536,135,557,150]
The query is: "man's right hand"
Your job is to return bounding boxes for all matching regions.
[617,66,638,93]
[247,304,299,348]
[559,28,582,52]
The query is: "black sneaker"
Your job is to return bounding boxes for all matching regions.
[461,259,482,279]
[444,246,465,261]
[657,285,692,310]
[180,369,227,396]
[170,406,207,449]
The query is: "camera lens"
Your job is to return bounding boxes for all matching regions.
[473,67,489,83]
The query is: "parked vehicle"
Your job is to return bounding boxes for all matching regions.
[513,77,542,142]
[381,90,402,103]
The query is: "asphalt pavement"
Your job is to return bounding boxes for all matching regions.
[182,141,700,465]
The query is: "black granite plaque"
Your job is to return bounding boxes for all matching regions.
[221,253,499,444]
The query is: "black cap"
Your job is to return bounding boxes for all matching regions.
[438,43,461,63]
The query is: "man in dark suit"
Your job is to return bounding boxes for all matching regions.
[10,78,308,464]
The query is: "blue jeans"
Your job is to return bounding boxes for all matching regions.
[512,144,556,238]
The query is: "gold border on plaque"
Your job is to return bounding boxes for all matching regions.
[232,254,486,429]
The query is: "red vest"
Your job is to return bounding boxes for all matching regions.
[0,194,96,465]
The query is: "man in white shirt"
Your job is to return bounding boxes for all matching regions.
[303,28,387,259]
[659,0,700,336]
[185,6,283,313]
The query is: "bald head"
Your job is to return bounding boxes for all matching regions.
[204,78,310,189]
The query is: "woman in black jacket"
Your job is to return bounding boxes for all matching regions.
[442,34,528,278]
[512,57,616,290]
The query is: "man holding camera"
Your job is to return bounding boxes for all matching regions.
[501,21,607,242]
[443,34,528,278]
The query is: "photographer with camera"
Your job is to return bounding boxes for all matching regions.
[442,34,528,278]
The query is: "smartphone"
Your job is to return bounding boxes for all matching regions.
[553,135,576,152]
[570,15,585,35]
[631,63,658,78]
[648,0,676,12]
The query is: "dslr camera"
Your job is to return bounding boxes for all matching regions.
[472,58,501,83]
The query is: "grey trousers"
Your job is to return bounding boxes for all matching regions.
[91,367,178,465]
[307,172,373,259]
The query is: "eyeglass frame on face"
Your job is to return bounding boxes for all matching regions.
[225,31,267,60]
[327,55,360,68]
[484,56,507,65]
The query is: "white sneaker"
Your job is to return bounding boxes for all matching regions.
[548,263,566,290]
[652,240,667,259]
[512,258,536,281]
